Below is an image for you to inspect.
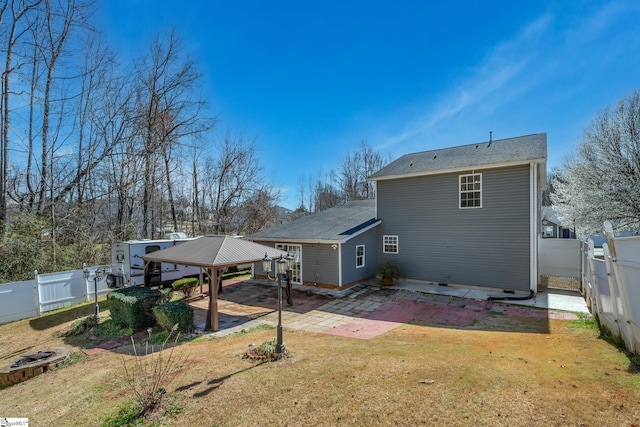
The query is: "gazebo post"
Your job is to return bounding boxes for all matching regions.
[205,268,219,332]
[210,267,219,331]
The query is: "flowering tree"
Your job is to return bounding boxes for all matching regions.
[552,90,640,236]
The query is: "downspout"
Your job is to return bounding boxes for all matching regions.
[488,290,534,301]
[530,161,538,294]
[338,243,342,287]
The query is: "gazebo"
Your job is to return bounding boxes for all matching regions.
[141,235,284,331]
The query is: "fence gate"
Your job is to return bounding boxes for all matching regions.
[539,238,582,289]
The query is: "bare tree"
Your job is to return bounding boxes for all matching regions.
[0,7,291,274]
[235,187,281,234]
[190,143,201,235]
[305,141,390,213]
[296,175,308,212]
[36,0,88,214]
[0,0,42,226]
[204,130,274,234]
[312,172,341,212]
[133,30,212,238]
[334,141,390,200]
[552,89,640,236]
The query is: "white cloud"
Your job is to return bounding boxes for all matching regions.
[378,13,553,151]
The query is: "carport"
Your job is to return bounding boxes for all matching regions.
[141,235,284,331]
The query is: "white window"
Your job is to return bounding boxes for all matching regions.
[383,235,398,254]
[356,245,365,268]
[542,225,554,238]
[459,173,482,208]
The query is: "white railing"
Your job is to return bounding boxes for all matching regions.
[0,266,112,325]
[582,222,640,354]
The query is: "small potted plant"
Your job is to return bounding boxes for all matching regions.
[375,261,405,286]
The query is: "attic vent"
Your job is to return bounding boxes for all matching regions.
[475,145,478,148]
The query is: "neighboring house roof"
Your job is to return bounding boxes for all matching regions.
[369,133,547,181]
[247,199,379,243]
[541,206,562,225]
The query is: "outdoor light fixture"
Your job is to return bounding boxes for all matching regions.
[91,266,111,320]
[285,251,295,268]
[262,251,295,358]
[261,253,272,274]
[275,254,287,357]
[82,263,92,315]
[276,256,287,274]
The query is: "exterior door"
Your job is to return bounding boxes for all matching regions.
[276,244,302,285]
[144,245,162,286]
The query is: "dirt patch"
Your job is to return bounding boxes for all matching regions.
[540,275,581,290]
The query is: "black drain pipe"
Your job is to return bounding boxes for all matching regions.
[487,290,534,301]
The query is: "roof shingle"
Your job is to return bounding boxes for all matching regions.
[369,133,547,181]
[248,199,378,242]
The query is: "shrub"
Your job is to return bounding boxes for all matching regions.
[153,301,194,333]
[107,286,163,330]
[171,277,199,298]
[68,315,99,336]
[243,338,286,361]
[117,325,188,422]
[375,260,405,285]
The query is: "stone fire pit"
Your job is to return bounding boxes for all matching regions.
[0,347,69,386]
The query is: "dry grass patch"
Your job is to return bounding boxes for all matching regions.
[0,301,639,426]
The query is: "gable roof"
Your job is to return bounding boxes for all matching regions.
[369,133,547,181]
[247,199,379,244]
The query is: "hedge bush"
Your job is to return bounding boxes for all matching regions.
[171,277,199,298]
[153,300,194,333]
[107,286,163,330]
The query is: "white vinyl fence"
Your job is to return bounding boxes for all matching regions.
[539,238,582,278]
[582,221,640,354]
[0,266,112,325]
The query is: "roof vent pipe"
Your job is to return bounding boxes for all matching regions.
[488,131,493,147]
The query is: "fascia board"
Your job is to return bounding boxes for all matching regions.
[247,237,341,245]
[339,220,382,244]
[369,158,546,182]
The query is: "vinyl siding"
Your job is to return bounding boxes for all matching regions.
[300,243,340,286]
[377,165,531,291]
[341,227,378,285]
[252,240,339,286]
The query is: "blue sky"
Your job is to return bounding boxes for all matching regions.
[97,0,640,210]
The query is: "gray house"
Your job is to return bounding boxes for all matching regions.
[541,206,575,239]
[369,133,547,293]
[248,199,380,288]
[250,133,547,294]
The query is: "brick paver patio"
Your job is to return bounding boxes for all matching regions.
[189,279,581,340]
